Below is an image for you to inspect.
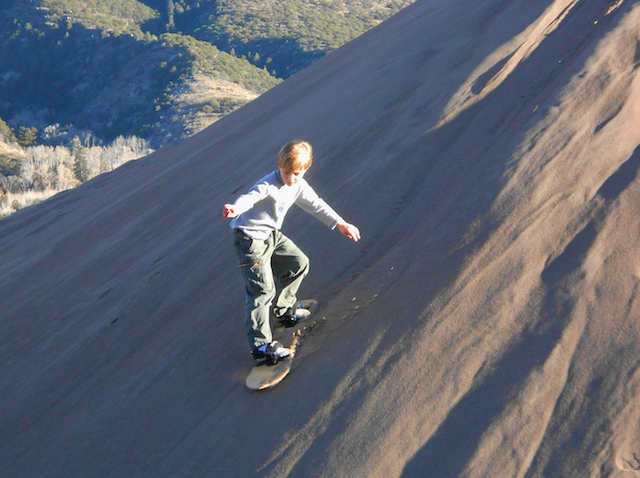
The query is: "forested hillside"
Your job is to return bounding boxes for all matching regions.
[0,0,278,147]
[0,0,413,217]
[192,0,411,77]
[0,0,412,150]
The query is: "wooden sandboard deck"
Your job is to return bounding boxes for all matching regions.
[245,299,319,391]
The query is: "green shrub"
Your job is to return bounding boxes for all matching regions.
[0,155,21,177]
[203,97,248,114]
[17,127,38,147]
[0,118,16,143]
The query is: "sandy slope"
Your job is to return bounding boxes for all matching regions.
[2,0,640,476]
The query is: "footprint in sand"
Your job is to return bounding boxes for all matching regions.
[618,452,640,472]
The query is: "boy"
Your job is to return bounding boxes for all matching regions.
[222,140,360,364]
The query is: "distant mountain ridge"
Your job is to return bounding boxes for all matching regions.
[0,0,278,149]
[0,0,413,149]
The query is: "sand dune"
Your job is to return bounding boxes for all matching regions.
[2,0,640,476]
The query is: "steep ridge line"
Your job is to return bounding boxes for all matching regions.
[435,0,611,128]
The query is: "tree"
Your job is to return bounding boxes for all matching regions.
[71,136,89,183]
[0,118,16,144]
[56,162,77,190]
[17,126,38,147]
[167,0,175,30]
[0,154,21,177]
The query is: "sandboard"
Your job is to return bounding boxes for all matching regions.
[246,299,319,391]
[245,356,293,390]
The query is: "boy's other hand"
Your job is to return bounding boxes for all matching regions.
[222,204,238,218]
[337,222,361,242]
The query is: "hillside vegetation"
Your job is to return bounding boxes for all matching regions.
[0,0,413,149]
[0,135,152,218]
[0,0,278,147]
[194,0,411,77]
[0,0,413,217]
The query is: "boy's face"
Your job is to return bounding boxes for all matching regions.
[279,166,307,186]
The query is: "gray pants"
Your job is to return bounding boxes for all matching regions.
[233,229,309,354]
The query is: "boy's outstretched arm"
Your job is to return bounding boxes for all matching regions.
[337,221,361,242]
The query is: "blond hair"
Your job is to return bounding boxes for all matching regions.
[277,140,313,172]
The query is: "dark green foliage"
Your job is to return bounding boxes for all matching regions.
[0,0,413,148]
[0,4,278,146]
[17,127,38,147]
[41,0,158,37]
[0,155,21,177]
[158,33,276,91]
[71,136,90,183]
[0,118,16,144]
[202,97,248,115]
[193,0,414,77]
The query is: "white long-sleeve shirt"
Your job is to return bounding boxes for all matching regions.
[230,170,344,240]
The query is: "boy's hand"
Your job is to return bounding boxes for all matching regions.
[337,222,361,242]
[222,204,238,218]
